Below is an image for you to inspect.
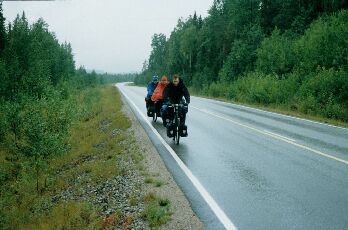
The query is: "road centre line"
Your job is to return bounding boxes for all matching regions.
[117,85,238,230]
[192,106,348,166]
[262,130,296,143]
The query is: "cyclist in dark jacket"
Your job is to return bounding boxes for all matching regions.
[161,74,190,127]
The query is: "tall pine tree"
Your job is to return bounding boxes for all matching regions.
[0,2,6,55]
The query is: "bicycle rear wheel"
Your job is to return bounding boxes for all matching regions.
[153,110,157,122]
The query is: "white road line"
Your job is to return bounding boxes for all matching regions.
[117,85,238,230]
[192,106,348,166]
[262,130,296,143]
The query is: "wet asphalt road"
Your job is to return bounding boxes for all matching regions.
[117,84,348,230]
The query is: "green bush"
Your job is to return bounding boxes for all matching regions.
[294,10,348,73]
[207,82,223,98]
[256,29,295,75]
[223,71,301,106]
[296,68,348,120]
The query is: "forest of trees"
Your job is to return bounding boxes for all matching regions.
[0,3,136,227]
[0,7,102,161]
[135,0,348,122]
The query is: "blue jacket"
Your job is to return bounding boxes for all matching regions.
[147,81,158,97]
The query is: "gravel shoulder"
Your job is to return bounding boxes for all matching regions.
[121,93,204,230]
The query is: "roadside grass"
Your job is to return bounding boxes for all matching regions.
[0,85,167,229]
[128,193,138,206]
[20,202,102,230]
[154,180,164,187]
[40,86,133,228]
[52,86,131,184]
[0,85,172,229]
[142,192,172,228]
[131,151,145,164]
[145,177,164,187]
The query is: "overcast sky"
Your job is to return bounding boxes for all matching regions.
[3,0,213,73]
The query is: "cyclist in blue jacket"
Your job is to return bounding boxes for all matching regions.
[145,75,159,115]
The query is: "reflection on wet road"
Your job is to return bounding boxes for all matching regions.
[118,84,348,230]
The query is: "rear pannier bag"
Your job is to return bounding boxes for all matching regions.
[179,125,188,137]
[166,123,175,137]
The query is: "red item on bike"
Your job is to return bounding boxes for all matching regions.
[151,81,168,102]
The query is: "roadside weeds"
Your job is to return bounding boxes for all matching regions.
[0,85,203,229]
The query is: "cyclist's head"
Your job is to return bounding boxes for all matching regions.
[172,74,180,86]
[152,75,159,83]
[161,75,168,83]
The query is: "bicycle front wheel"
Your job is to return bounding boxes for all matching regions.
[175,126,180,144]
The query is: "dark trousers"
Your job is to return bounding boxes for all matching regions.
[145,97,153,110]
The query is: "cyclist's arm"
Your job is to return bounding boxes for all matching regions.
[183,86,190,104]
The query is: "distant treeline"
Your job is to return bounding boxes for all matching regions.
[135,0,348,122]
[99,72,137,84]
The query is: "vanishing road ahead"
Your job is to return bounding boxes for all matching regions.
[117,83,348,230]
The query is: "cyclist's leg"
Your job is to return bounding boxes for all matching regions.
[157,100,163,116]
[161,104,168,126]
[179,109,188,137]
[145,97,149,109]
[180,108,187,125]
[147,100,154,116]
